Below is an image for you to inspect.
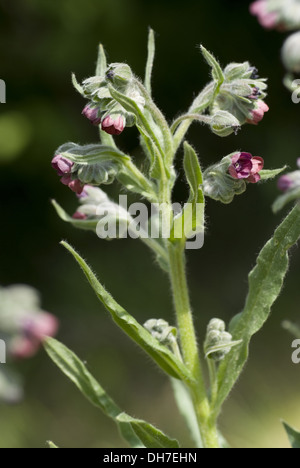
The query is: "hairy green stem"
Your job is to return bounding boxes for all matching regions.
[167,242,219,448]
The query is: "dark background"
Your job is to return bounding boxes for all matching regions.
[0,0,300,448]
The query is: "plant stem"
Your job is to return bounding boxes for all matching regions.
[167,241,219,448]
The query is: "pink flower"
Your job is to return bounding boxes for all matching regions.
[72,211,88,220]
[249,1,279,30]
[229,152,264,183]
[101,114,125,135]
[247,100,269,125]
[51,155,73,176]
[60,175,84,195]
[82,105,102,126]
[11,313,59,359]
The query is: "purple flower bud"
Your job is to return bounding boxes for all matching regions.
[277,174,295,193]
[101,114,125,135]
[82,104,102,126]
[11,313,59,359]
[72,211,88,220]
[248,87,261,100]
[229,152,264,183]
[51,155,73,176]
[247,100,269,125]
[249,1,279,30]
[60,175,84,195]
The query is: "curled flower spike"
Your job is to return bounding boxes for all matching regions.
[82,104,102,126]
[229,152,264,183]
[101,114,126,135]
[247,100,269,125]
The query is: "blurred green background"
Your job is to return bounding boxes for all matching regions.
[1,0,300,448]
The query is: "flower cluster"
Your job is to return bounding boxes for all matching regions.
[250,0,300,31]
[77,62,145,136]
[52,154,84,195]
[210,62,268,129]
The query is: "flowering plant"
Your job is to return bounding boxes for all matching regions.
[44,30,300,449]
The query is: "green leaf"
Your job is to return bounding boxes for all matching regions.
[214,204,300,415]
[96,44,107,77]
[259,166,286,181]
[204,340,242,359]
[200,46,224,86]
[283,421,300,448]
[71,73,84,96]
[44,337,144,448]
[117,413,180,448]
[47,441,59,448]
[58,142,130,165]
[52,200,99,232]
[61,241,194,384]
[272,188,300,214]
[145,28,155,96]
[171,379,203,448]
[108,85,166,164]
[171,143,204,242]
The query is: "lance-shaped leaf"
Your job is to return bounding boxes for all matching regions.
[44,337,144,448]
[116,413,180,448]
[61,242,194,384]
[52,200,99,231]
[171,143,204,242]
[259,166,286,181]
[214,203,300,415]
[200,46,224,87]
[145,28,155,96]
[282,422,300,448]
[45,338,180,448]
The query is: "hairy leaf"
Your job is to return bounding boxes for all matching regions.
[215,204,300,415]
[61,242,194,384]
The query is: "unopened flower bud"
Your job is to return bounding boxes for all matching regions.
[72,211,88,220]
[82,104,102,126]
[277,171,300,192]
[106,63,133,89]
[144,319,177,347]
[51,155,73,176]
[60,175,84,195]
[101,114,126,135]
[204,318,235,362]
[282,31,300,73]
[210,111,240,137]
[207,318,226,333]
[246,100,269,125]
